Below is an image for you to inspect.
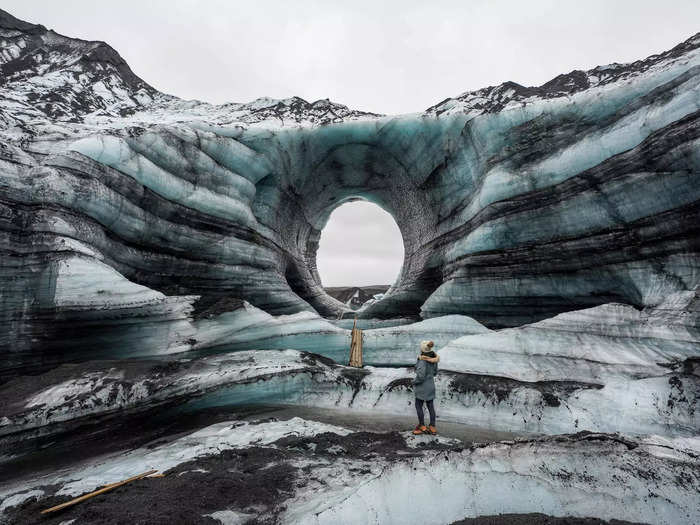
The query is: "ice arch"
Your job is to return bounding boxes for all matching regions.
[246,129,453,320]
[315,200,404,288]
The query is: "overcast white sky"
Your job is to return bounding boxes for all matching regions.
[4,1,698,286]
[317,202,404,287]
[5,0,699,115]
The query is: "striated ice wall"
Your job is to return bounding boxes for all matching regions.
[1,15,699,374]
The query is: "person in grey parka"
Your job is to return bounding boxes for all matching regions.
[412,340,440,435]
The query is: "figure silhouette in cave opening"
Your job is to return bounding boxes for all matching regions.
[412,340,440,435]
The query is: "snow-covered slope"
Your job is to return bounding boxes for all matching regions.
[426,32,700,117]
[0,9,162,125]
[0,7,380,145]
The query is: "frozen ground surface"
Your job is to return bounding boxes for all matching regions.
[0,403,519,491]
[0,405,515,524]
[0,410,697,525]
[234,405,524,443]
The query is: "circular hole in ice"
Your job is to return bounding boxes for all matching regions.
[316,201,404,290]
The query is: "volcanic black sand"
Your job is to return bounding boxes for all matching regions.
[3,428,455,524]
[3,425,648,525]
[1,404,648,525]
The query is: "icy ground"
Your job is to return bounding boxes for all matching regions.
[2,345,696,451]
[0,342,697,523]
[0,413,698,525]
[0,294,697,523]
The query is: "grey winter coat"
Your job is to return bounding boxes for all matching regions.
[413,359,438,401]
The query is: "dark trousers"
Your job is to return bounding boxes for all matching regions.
[415,398,436,426]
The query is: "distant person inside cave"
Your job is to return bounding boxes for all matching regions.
[412,340,439,435]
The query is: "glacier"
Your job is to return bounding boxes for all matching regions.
[0,7,699,524]
[2,23,700,370]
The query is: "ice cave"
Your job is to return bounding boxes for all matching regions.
[0,6,698,525]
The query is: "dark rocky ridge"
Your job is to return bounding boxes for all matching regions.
[426,32,700,116]
[0,8,379,133]
[324,285,390,309]
[0,8,46,33]
[0,8,161,123]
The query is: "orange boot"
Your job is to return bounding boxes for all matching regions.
[428,425,437,435]
[412,425,428,435]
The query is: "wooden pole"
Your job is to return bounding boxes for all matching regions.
[349,318,363,367]
[41,469,158,515]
